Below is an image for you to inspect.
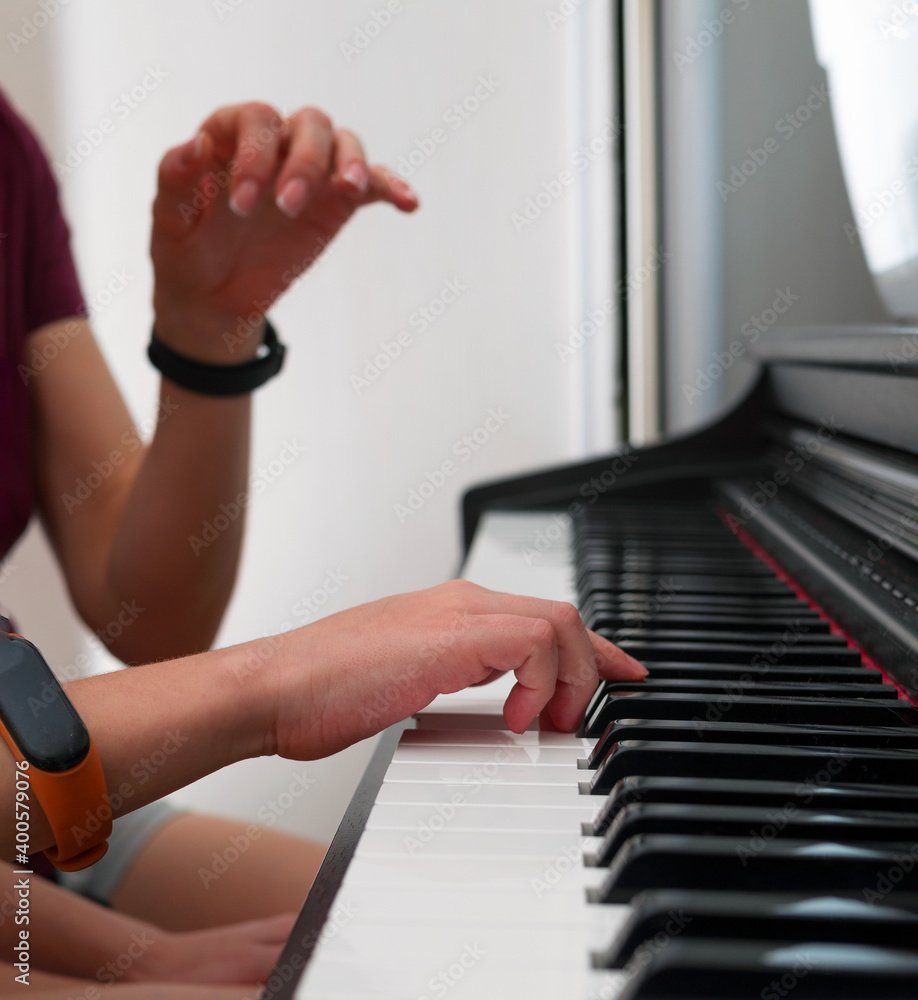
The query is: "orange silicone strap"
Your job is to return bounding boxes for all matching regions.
[1,721,111,871]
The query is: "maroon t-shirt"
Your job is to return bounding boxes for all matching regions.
[0,90,85,559]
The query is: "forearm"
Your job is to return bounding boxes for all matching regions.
[30,320,253,664]
[0,861,167,981]
[104,379,252,662]
[0,644,261,860]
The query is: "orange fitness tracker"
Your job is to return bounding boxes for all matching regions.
[0,625,111,871]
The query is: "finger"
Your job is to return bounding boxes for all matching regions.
[543,630,646,732]
[199,102,286,218]
[363,165,420,212]
[592,631,647,681]
[537,601,601,731]
[152,130,214,234]
[242,912,298,943]
[458,614,560,733]
[330,127,370,195]
[273,107,336,219]
[464,596,598,729]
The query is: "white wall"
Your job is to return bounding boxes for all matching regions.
[0,0,617,840]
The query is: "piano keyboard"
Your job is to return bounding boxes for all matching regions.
[293,505,918,999]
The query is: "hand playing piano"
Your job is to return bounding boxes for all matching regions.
[266,580,647,760]
[150,101,419,363]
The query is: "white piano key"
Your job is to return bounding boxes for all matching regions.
[375,778,592,806]
[365,801,598,830]
[298,924,630,1000]
[391,744,584,765]
[353,826,604,859]
[400,728,592,749]
[336,854,609,893]
[383,761,577,783]
[328,885,630,927]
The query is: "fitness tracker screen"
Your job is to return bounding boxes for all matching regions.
[0,636,90,771]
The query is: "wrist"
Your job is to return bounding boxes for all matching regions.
[152,299,263,364]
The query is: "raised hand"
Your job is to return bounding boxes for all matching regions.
[150,102,418,362]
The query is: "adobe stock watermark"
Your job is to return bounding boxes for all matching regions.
[212,0,249,19]
[878,0,918,39]
[188,438,305,555]
[416,943,486,1000]
[230,569,350,684]
[7,0,72,54]
[71,730,190,851]
[340,0,414,61]
[18,268,135,385]
[261,898,358,1000]
[555,247,671,361]
[396,75,501,179]
[221,238,337,356]
[843,155,918,247]
[350,278,467,394]
[671,0,750,72]
[697,620,812,727]
[198,770,316,887]
[598,909,694,997]
[887,331,918,373]
[511,117,624,234]
[394,408,510,523]
[52,66,169,178]
[717,83,829,202]
[544,0,590,31]
[682,288,798,403]
[179,115,286,226]
[723,417,843,530]
[61,397,179,514]
[403,746,515,855]
[519,452,639,566]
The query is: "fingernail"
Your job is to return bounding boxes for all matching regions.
[276,177,310,218]
[341,163,369,193]
[193,131,206,160]
[392,178,418,205]
[175,134,200,166]
[229,179,260,218]
[630,658,649,678]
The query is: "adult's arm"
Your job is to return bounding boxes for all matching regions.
[30,103,418,663]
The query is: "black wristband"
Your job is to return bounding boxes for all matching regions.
[148,320,286,396]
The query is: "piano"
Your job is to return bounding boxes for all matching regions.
[271,326,918,999]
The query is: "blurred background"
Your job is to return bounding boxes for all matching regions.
[0,0,891,842]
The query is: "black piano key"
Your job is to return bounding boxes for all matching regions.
[588,776,918,836]
[609,641,863,666]
[598,679,894,700]
[596,890,918,969]
[615,939,918,999]
[583,693,918,737]
[590,613,833,633]
[589,740,918,795]
[587,718,918,767]
[581,574,793,596]
[611,628,849,647]
[595,834,918,900]
[625,662,880,683]
[590,802,918,868]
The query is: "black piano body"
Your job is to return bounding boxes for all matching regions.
[271,327,918,999]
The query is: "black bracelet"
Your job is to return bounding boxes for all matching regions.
[147,320,286,396]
